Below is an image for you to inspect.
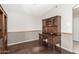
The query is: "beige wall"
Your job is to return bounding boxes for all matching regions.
[8,30,42,45]
[2,4,73,51]
[2,4,42,32]
[42,4,73,51]
[61,33,73,52]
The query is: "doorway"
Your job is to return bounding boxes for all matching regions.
[73,5,79,53]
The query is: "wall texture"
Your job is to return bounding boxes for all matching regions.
[2,4,42,32]
[1,4,73,51]
[1,4,42,46]
[8,30,42,45]
[61,33,73,52]
[42,4,73,33]
[73,16,79,41]
[42,4,73,51]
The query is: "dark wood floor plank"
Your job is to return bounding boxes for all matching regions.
[0,40,75,54]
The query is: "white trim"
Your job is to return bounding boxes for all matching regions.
[8,39,38,46]
[8,29,42,32]
[8,39,76,53]
[56,44,73,52]
[8,39,73,52]
[61,32,72,34]
[61,46,73,52]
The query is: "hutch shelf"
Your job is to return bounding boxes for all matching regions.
[39,16,61,51]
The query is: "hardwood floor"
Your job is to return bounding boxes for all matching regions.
[1,40,75,54]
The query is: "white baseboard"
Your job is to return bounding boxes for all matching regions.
[8,29,42,32]
[8,39,75,53]
[61,46,73,52]
[56,44,73,52]
[8,39,38,46]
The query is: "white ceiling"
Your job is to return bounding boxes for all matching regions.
[21,4,56,16]
[2,4,57,17]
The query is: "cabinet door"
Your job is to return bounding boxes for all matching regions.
[0,38,3,51]
[46,21,51,26]
[43,27,48,33]
[53,36,60,44]
[4,15,7,36]
[0,12,3,51]
[43,20,46,27]
[0,12,3,38]
[47,27,57,33]
[3,15,7,50]
[51,18,57,26]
